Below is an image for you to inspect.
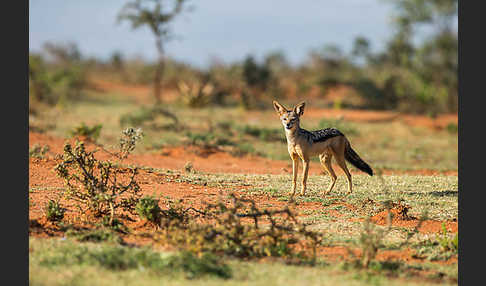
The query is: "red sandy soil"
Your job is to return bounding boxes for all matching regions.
[29,130,457,230]
[29,164,458,268]
[29,158,457,267]
[29,132,457,177]
[370,203,457,234]
[29,79,459,274]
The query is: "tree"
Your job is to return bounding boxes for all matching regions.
[383,0,458,112]
[118,0,190,103]
[264,51,290,75]
[351,36,371,65]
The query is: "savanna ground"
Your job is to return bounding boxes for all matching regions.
[29,79,458,286]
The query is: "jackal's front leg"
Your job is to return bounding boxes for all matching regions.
[290,156,299,199]
[301,159,310,196]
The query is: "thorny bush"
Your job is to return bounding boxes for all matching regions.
[54,128,144,225]
[152,194,324,264]
[118,127,144,159]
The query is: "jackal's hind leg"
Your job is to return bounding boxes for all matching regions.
[334,153,352,194]
[320,154,337,194]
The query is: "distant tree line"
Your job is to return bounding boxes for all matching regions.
[29,0,457,115]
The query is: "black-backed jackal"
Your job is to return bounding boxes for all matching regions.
[273,100,373,199]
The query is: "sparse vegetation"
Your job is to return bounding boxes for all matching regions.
[119,106,179,130]
[29,1,457,285]
[30,239,232,279]
[135,196,162,224]
[29,42,88,110]
[152,194,323,263]
[437,223,458,253]
[357,216,392,268]
[69,122,103,142]
[54,129,144,225]
[45,200,65,222]
[29,144,50,159]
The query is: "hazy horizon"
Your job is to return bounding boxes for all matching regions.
[29,0,446,68]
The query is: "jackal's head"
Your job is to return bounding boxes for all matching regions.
[272,101,305,131]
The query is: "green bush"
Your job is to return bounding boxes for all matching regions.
[29,144,50,159]
[119,106,179,130]
[446,123,458,134]
[101,216,129,233]
[69,123,102,142]
[45,200,65,222]
[135,196,162,223]
[54,136,142,225]
[29,48,88,108]
[184,131,235,149]
[237,125,285,142]
[438,224,458,252]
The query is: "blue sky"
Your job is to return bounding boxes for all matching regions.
[30,0,432,68]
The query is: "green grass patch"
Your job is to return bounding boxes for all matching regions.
[30,238,231,280]
[30,237,457,286]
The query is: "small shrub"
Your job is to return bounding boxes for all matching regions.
[69,122,102,142]
[438,223,458,252]
[184,132,215,147]
[101,216,129,233]
[29,49,88,107]
[135,196,162,224]
[29,144,50,159]
[412,226,457,262]
[54,133,142,225]
[184,131,235,150]
[119,106,179,130]
[184,162,195,173]
[358,217,391,268]
[230,142,257,157]
[177,80,214,108]
[446,123,458,134]
[118,127,144,159]
[45,200,65,222]
[237,125,285,142]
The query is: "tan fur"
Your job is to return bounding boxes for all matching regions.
[273,100,355,199]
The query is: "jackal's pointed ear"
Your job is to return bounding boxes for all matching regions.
[293,101,305,116]
[273,100,287,115]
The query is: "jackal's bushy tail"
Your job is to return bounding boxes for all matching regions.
[344,142,373,176]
